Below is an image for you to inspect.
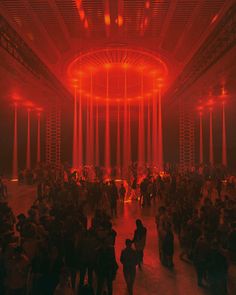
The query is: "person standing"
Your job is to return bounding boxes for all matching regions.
[162,222,174,267]
[132,219,147,269]
[109,181,118,218]
[193,235,210,287]
[0,178,7,200]
[140,178,148,207]
[119,182,126,202]
[95,245,118,295]
[130,177,138,201]
[155,206,170,264]
[120,239,138,295]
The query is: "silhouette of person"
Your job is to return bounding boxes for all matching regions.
[120,239,138,295]
[132,219,147,269]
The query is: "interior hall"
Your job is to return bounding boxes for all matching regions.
[0,1,236,295]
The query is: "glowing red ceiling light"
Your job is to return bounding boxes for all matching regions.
[36,107,43,112]
[79,9,85,21]
[144,17,148,26]
[24,101,34,108]
[76,0,85,20]
[207,99,214,106]
[117,15,123,27]
[84,19,89,29]
[211,14,218,24]
[68,48,168,102]
[104,14,111,26]
[104,63,112,69]
[122,63,129,69]
[145,1,150,9]
[220,86,227,98]
[12,93,21,101]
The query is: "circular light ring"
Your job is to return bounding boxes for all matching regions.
[68,48,168,76]
[67,48,168,102]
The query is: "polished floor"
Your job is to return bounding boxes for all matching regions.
[6,180,236,295]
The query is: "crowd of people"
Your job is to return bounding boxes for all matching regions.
[0,163,235,295]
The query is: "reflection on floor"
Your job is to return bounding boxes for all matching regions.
[6,180,236,295]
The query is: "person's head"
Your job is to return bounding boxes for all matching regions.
[13,246,23,258]
[136,219,142,228]
[125,239,132,248]
[17,213,26,221]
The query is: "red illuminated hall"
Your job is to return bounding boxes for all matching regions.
[1,1,236,295]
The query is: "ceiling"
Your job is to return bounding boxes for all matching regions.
[0,0,235,106]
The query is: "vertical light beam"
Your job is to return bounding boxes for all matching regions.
[90,72,94,165]
[95,102,99,166]
[199,111,203,164]
[123,67,128,176]
[12,103,18,179]
[158,88,163,171]
[26,108,31,169]
[86,97,90,165]
[116,103,121,176]
[37,112,41,163]
[105,68,110,174]
[152,79,158,167]
[73,86,78,168]
[78,81,83,167]
[209,107,214,165]
[147,99,151,165]
[222,101,227,166]
[138,70,145,166]
[127,101,131,166]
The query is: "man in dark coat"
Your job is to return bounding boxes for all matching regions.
[120,239,138,295]
[132,219,147,269]
[95,245,118,295]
